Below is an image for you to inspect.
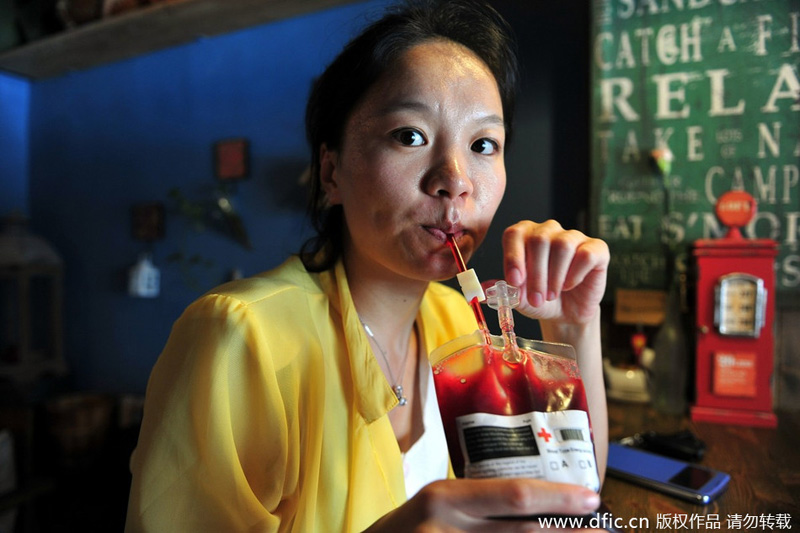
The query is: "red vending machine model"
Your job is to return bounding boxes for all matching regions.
[692,191,778,428]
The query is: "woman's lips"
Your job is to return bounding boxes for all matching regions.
[424,226,465,243]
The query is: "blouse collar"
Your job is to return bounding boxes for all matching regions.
[318,258,441,423]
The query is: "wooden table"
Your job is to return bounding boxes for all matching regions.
[600,400,800,532]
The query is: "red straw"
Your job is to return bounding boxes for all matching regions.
[446,235,490,336]
[447,234,468,272]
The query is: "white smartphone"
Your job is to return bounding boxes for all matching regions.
[606,442,730,504]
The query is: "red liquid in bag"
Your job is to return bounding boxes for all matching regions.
[432,335,590,478]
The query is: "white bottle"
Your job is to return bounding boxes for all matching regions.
[128,253,160,298]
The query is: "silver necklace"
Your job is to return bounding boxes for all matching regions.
[359,318,410,406]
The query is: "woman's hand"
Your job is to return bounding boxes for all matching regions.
[500,220,609,326]
[365,478,602,532]
[497,220,610,482]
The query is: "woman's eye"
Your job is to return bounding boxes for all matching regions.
[471,138,499,155]
[393,129,426,146]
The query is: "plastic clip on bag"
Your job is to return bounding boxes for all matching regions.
[434,238,600,491]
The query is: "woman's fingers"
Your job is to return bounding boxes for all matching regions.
[546,229,587,300]
[413,478,599,520]
[501,220,609,323]
[502,220,550,307]
[444,478,600,519]
[502,220,569,308]
[501,221,531,290]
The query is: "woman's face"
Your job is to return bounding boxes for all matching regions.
[321,39,506,282]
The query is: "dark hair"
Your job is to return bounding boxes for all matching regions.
[300,0,519,272]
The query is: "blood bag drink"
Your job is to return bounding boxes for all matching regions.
[439,239,599,491]
[431,300,600,491]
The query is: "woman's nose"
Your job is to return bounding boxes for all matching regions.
[424,148,474,200]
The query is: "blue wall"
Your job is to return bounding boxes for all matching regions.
[25,1,392,393]
[8,0,588,395]
[0,72,30,215]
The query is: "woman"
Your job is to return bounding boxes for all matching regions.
[126,1,609,531]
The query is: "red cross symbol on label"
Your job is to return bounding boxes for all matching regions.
[537,428,553,442]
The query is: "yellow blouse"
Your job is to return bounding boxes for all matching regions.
[125,256,475,532]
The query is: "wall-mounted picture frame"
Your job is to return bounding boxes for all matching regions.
[214,138,250,181]
[131,202,165,242]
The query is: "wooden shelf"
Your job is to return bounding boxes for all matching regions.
[0,0,361,80]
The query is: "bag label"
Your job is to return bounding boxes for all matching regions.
[456,410,600,491]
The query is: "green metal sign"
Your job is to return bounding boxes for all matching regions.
[590,0,800,303]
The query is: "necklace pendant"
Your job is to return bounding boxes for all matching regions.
[393,385,408,406]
